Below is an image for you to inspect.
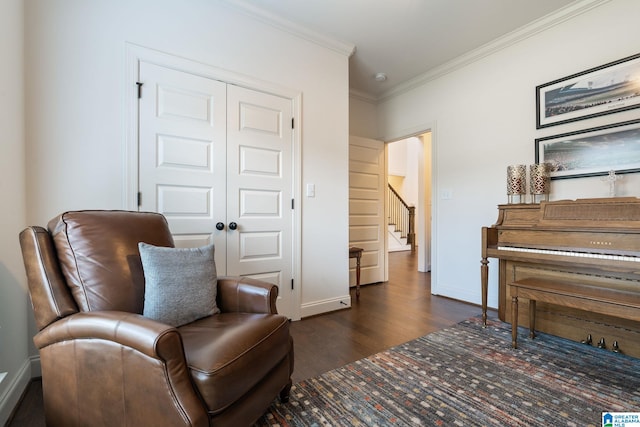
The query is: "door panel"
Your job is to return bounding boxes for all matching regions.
[139,61,227,265]
[240,189,281,216]
[240,146,281,175]
[227,85,293,314]
[349,136,386,285]
[157,86,213,121]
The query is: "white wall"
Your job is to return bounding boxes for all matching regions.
[387,137,420,206]
[0,0,29,424]
[388,139,408,177]
[376,0,640,308]
[349,94,379,139]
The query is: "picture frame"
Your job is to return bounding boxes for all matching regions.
[535,119,640,180]
[536,53,640,129]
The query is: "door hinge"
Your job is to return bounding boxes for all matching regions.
[137,192,142,206]
[136,82,143,99]
[291,279,294,290]
[291,199,294,209]
[291,118,294,129]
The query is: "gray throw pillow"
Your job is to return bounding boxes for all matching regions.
[139,242,220,327]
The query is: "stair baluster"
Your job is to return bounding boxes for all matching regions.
[388,184,415,252]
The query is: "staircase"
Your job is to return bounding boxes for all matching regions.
[388,224,411,252]
[388,184,415,252]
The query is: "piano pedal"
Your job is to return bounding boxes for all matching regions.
[597,337,606,349]
[612,341,622,354]
[581,334,593,345]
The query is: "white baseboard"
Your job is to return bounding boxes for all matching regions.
[300,294,351,318]
[0,358,32,426]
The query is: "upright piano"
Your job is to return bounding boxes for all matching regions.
[481,197,640,355]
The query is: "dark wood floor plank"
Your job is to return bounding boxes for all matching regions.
[289,250,479,382]
[7,250,479,426]
[5,378,44,427]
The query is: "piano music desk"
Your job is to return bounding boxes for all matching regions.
[510,277,640,349]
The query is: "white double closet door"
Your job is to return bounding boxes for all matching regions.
[138,61,294,317]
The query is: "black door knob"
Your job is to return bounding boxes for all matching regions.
[215,222,225,230]
[228,222,238,230]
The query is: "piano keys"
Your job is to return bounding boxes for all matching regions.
[481,197,640,355]
[496,246,640,263]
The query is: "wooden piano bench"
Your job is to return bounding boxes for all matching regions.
[509,277,640,349]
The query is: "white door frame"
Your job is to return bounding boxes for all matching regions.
[124,43,302,320]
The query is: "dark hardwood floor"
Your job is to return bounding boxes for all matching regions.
[6,250,481,426]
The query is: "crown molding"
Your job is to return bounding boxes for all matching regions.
[220,0,356,57]
[349,88,377,104]
[377,0,611,103]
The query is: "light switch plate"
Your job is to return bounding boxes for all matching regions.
[306,183,315,197]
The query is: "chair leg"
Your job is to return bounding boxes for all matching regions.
[279,380,292,403]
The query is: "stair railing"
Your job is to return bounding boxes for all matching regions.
[387,184,416,251]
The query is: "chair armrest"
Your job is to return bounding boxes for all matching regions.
[34,311,177,356]
[34,311,209,427]
[217,276,279,314]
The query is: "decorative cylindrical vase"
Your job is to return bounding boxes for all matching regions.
[507,164,526,204]
[529,163,550,203]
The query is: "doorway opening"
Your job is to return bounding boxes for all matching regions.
[386,131,432,273]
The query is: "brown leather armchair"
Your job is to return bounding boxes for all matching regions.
[19,210,294,427]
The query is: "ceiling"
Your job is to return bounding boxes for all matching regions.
[228,0,582,100]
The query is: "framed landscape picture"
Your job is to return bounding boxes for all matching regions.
[535,119,640,180]
[536,53,640,128]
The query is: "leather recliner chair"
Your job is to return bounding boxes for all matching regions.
[19,210,294,427]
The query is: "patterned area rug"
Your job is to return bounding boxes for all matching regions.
[255,316,640,426]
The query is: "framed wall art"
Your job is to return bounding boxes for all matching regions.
[535,119,640,180]
[536,53,640,129]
